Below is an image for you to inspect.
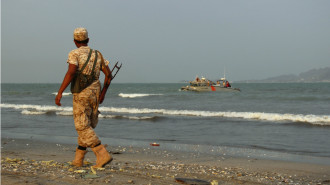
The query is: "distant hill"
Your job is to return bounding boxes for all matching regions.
[237,67,330,83]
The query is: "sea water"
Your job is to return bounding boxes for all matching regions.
[1,83,330,164]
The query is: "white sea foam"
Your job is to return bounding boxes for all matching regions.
[56,111,73,116]
[1,103,330,125]
[127,116,155,120]
[0,103,72,112]
[52,92,72,96]
[99,114,117,119]
[98,107,330,125]
[99,114,155,120]
[118,93,163,98]
[21,110,46,115]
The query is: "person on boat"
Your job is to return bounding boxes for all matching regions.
[226,81,231,87]
[55,27,112,169]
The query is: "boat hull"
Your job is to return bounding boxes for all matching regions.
[181,85,240,92]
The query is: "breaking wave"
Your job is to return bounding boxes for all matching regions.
[118,93,163,98]
[99,114,159,121]
[1,103,329,126]
[56,111,73,116]
[1,103,72,112]
[21,110,46,115]
[98,107,330,126]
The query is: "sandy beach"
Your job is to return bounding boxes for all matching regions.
[1,137,330,185]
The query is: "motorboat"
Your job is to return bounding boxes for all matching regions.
[181,76,240,92]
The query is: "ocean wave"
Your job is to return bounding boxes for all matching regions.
[52,92,72,96]
[99,114,158,121]
[118,93,163,98]
[0,103,72,112]
[21,110,46,115]
[98,107,330,126]
[56,111,73,116]
[1,103,329,125]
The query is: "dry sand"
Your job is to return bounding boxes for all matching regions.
[1,137,330,185]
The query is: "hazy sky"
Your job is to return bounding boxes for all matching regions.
[2,0,330,83]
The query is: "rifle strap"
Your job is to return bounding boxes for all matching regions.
[80,49,93,72]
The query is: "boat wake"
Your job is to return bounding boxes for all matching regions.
[1,103,329,126]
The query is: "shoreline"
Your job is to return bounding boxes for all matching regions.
[2,132,330,166]
[2,137,330,185]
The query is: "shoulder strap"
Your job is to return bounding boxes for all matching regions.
[91,50,98,73]
[80,49,93,71]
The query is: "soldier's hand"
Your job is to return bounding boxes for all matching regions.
[55,93,62,106]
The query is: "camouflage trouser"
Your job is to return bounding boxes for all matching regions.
[73,80,101,148]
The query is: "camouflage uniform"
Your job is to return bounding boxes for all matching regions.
[67,46,109,148]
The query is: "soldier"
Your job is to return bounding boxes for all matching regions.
[55,27,112,168]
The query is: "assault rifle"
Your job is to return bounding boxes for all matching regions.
[110,61,122,81]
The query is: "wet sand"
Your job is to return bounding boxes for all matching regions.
[1,137,330,185]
